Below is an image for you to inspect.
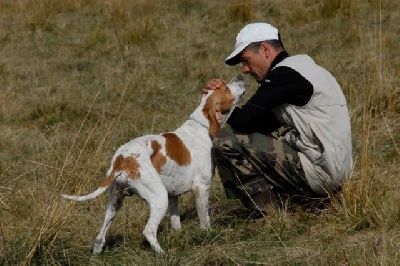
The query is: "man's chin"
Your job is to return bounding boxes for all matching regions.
[248,73,262,83]
[254,76,262,83]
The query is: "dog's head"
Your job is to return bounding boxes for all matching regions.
[202,75,246,137]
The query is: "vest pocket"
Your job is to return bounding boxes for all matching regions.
[282,124,324,164]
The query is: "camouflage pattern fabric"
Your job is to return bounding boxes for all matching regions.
[212,127,313,200]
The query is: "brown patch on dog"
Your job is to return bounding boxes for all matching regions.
[150,140,166,173]
[102,155,141,187]
[162,133,191,166]
[203,86,235,137]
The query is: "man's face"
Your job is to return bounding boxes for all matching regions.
[239,44,271,83]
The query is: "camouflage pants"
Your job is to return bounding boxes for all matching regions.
[212,127,313,200]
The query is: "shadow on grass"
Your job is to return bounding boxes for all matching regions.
[102,234,165,252]
[100,234,152,253]
[209,194,338,226]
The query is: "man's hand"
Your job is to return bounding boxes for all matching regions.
[202,79,227,94]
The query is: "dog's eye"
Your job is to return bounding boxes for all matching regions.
[221,106,230,114]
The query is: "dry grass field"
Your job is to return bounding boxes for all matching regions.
[0,0,399,264]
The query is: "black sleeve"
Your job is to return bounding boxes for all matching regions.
[227,66,313,134]
[228,107,281,134]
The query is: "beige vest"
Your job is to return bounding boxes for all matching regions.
[272,55,352,195]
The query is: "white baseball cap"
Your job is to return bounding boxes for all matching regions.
[225,23,280,66]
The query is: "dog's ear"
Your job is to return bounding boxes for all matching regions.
[209,98,223,137]
[203,94,223,138]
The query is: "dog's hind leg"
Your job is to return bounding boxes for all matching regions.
[135,177,168,253]
[168,195,181,230]
[92,183,124,255]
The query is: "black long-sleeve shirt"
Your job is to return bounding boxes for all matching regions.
[227,51,314,134]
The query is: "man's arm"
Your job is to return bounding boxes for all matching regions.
[227,66,313,134]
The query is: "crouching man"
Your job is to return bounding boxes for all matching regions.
[204,22,352,212]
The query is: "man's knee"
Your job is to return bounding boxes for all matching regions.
[212,128,235,153]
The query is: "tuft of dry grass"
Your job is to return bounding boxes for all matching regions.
[0,0,399,264]
[227,1,254,23]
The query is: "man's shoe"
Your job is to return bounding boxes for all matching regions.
[241,190,279,213]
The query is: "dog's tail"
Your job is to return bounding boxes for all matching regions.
[61,168,117,202]
[61,186,108,202]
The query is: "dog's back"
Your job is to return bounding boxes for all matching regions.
[110,124,213,197]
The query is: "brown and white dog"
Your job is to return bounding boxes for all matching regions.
[61,75,246,254]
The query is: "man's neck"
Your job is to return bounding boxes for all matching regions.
[270,50,289,70]
[259,50,289,84]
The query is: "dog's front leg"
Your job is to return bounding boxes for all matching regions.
[168,195,181,230]
[193,185,211,229]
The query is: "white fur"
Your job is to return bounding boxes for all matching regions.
[61,76,246,254]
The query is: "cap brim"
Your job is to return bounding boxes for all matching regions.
[225,42,249,66]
